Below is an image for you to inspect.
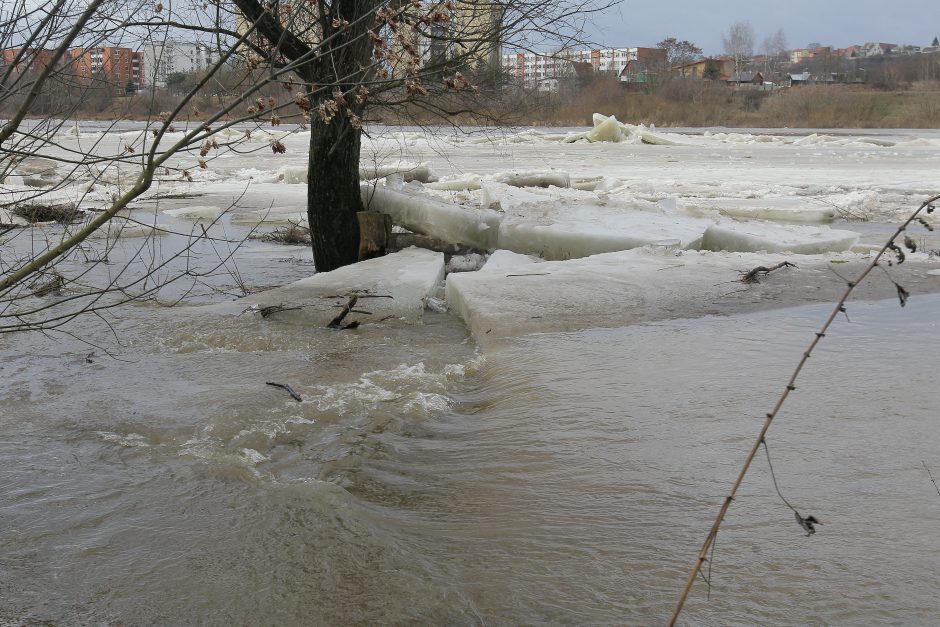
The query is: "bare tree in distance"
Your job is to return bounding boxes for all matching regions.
[722,20,754,77]
[1,0,617,335]
[656,37,702,68]
[761,28,788,81]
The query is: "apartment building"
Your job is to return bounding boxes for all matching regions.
[1,48,56,74]
[69,47,144,91]
[502,47,665,90]
[143,40,215,87]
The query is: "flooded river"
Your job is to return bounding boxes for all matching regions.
[2,291,939,624]
[3,122,940,623]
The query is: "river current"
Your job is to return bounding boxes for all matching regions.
[2,289,939,624]
[3,122,940,624]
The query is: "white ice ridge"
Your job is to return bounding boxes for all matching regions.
[211,247,444,325]
[361,180,864,259]
[359,161,439,183]
[678,197,838,223]
[563,113,686,145]
[426,169,571,192]
[361,182,501,249]
[276,161,439,184]
[701,221,859,254]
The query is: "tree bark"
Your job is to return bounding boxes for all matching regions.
[307,115,362,272]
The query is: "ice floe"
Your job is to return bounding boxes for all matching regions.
[445,248,935,341]
[163,205,226,221]
[497,203,711,259]
[701,221,860,254]
[213,247,445,326]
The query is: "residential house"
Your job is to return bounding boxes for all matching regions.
[858,42,897,57]
[673,57,733,80]
[727,71,764,87]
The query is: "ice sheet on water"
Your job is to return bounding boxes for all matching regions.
[163,205,225,221]
[87,218,167,239]
[209,247,445,326]
[481,181,545,210]
[230,209,307,225]
[446,248,874,341]
[701,221,859,254]
[497,202,712,260]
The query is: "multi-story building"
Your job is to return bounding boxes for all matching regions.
[391,0,503,76]
[1,48,57,75]
[143,40,215,87]
[501,47,665,90]
[69,47,144,92]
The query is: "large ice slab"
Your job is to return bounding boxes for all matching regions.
[361,183,501,249]
[445,248,927,342]
[214,247,444,325]
[445,249,754,340]
[701,221,859,254]
[497,203,711,260]
[679,197,837,223]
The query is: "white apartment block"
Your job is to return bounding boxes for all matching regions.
[143,40,216,87]
[502,47,661,90]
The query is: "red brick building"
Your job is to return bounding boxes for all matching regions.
[1,48,56,74]
[69,47,144,92]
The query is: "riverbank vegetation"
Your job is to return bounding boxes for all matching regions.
[5,63,939,130]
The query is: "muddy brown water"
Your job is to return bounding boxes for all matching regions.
[2,282,939,624]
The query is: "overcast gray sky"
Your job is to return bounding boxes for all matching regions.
[588,0,939,54]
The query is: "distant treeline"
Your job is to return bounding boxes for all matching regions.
[520,77,940,129]
[4,53,939,129]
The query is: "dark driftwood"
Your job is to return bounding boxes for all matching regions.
[328,295,359,328]
[266,381,302,402]
[741,261,796,284]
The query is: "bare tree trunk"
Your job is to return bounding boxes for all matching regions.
[307,114,362,271]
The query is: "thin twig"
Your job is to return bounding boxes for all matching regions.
[923,461,940,498]
[669,192,940,626]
